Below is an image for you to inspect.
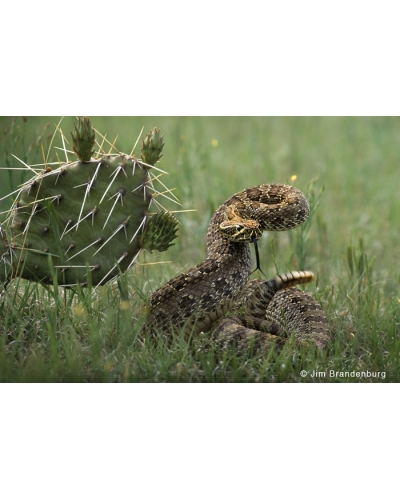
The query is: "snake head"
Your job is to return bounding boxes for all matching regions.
[219,205,263,242]
[219,219,262,242]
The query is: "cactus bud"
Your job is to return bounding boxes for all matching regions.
[140,127,165,166]
[140,211,179,253]
[71,117,96,162]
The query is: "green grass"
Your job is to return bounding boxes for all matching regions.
[0,116,399,382]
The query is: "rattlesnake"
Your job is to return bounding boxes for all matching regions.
[144,184,330,353]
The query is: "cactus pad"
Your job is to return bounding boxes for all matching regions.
[0,118,179,287]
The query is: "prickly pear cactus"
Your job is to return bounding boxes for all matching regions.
[0,118,179,286]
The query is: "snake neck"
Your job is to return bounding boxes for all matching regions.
[206,203,252,272]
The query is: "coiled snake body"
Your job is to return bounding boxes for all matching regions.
[144,184,330,353]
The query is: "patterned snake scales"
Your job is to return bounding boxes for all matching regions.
[144,184,330,353]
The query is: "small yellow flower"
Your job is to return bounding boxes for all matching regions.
[290,175,297,183]
[120,300,130,311]
[211,139,218,147]
[73,303,85,317]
